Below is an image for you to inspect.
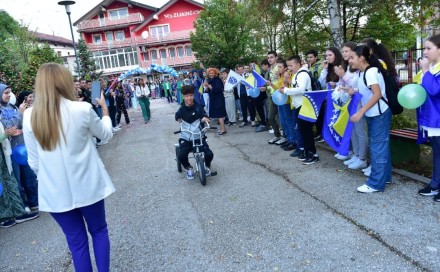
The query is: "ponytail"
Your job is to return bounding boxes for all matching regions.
[353,45,386,75]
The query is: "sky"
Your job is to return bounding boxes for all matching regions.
[0,0,178,40]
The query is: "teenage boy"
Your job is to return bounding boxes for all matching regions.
[236,65,251,127]
[306,49,325,142]
[265,51,284,144]
[281,55,319,164]
[176,85,214,180]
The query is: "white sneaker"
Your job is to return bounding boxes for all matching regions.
[363,167,371,177]
[348,158,368,170]
[335,153,351,160]
[112,127,120,132]
[268,129,274,134]
[186,168,194,180]
[116,124,121,128]
[275,138,286,145]
[362,165,371,172]
[268,137,280,144]
[343,156,358,165]
[357,184,379,193]
[334,153,341,158]
[97,141,108,146]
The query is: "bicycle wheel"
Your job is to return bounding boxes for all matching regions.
[195,154,206,186]
[175,144,182,173]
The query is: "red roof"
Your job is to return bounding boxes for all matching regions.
[34,32,76,46]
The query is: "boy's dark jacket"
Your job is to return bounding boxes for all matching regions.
[175,102,208,141]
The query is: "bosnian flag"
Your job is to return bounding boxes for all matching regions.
[224,70,244,90]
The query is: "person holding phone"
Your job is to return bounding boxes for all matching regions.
[23,63,114,271]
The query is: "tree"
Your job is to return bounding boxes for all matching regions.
[77,39,102,80]
[20,44,63,90]
[190,0,263,68]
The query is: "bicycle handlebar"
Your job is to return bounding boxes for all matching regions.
[173,121,216,134]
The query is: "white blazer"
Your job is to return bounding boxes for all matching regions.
[23,99,115,213]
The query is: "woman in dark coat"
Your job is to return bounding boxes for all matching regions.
[204,68,227,135]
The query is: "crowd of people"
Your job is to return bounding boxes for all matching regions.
[173,35,440,198]
[0,33,439,271]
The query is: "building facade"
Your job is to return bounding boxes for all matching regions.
[34,32,78,76]
[73,0,203,77]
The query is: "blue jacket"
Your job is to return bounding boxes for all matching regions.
[417,71,440,143]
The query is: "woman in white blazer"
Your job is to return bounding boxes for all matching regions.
[23,63,114,272]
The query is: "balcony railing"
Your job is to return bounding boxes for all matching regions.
[77,13,144,31]
[87,29,194,51]
[140,56,196,68]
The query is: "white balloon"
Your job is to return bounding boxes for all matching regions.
[10,92,16,105]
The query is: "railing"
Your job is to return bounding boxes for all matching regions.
[392,49,424,84]
[76,13,144,31]
[87,29,194,51]
[140,56,196,68]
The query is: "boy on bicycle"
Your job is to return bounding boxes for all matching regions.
[176,85,214,179]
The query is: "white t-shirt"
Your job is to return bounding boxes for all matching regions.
[357,67,388,117]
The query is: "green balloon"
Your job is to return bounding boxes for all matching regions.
[397,84,427,109]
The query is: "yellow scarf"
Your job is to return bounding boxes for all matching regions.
[413,62,440,84]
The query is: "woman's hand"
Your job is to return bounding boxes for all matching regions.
[95,92,107,108]
[19,102,27,113]
[5,126,17,136]
[420,57,430,73]
[334,65,345,78]
[322,60,329,69]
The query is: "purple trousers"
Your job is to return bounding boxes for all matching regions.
[51,200,110,272]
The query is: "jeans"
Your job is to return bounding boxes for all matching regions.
[279,104,295,144]
[292,107,304,148]
[366,109,392,191]
[12,161,38,208]
[51,200,110,272]
[429,136,440,189]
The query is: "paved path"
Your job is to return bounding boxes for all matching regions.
[1,98,439,271]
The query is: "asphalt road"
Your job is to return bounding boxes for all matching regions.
[1,98,439,272]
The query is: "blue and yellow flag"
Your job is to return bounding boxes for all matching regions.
[323,91,362,156]
[298,90,329,122]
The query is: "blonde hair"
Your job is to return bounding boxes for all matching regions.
[31,63,76,151]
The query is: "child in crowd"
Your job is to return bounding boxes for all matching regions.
[175,85,214,180]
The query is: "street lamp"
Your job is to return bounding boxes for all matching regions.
[58,1,81,77]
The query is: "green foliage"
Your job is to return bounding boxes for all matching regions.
[391,110,417,130]
[20,44,63,90]
[77,39,102,80]
[190,0,263,68]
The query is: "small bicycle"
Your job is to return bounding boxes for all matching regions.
[174,121,216,186]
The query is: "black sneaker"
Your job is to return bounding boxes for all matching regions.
[434,194,440,202]
[283,143,296,151]
[15,212,40,224]
[418,186,439,196]
[302,155,319,165]
[290,148,304,158]
[298,152,307,161]
[315,136,324,143]
[0,219,16,228]
[314,135,322,141]
[280,141,291,148]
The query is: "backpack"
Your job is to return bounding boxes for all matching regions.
[296,70,322,91]
[363,66,403,115]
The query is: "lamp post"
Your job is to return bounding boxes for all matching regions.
[58,1,81,77]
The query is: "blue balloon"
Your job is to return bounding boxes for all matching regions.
[12,144,28,165]
[248,87,260,98]
[272,90,288,106]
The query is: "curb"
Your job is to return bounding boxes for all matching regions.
[315,142,430,185]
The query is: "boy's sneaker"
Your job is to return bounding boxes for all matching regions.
[268,137,280,144]
[25,207,31,213]
[15,212,39,224]
[255,125,268,132]
[30,206,39,211]
[0,219,16,228]
[186,168,195,180]
[357,184,379,193]
[434,194,440,202]
[298,152,307,161]
[290,148,304,158]
[239,122,249,127]
[314,135,324,143]
[302,154,319,165]
[418,186,439,196]
[205,167,211,177]
[275,138,287,145]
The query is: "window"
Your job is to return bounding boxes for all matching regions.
[150,25,169,38]
[108,8,128,20]
[169,48,176,58]
[160,49,166,59]
[151,50,157,60]
[185,46,192,56]
[115,31,125,41]
[57,51,62,57]
[93,34,102,44]
[92,47,138,70]
[105,32,113,41]
[144,52,149,61]
[177,47,184,57]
